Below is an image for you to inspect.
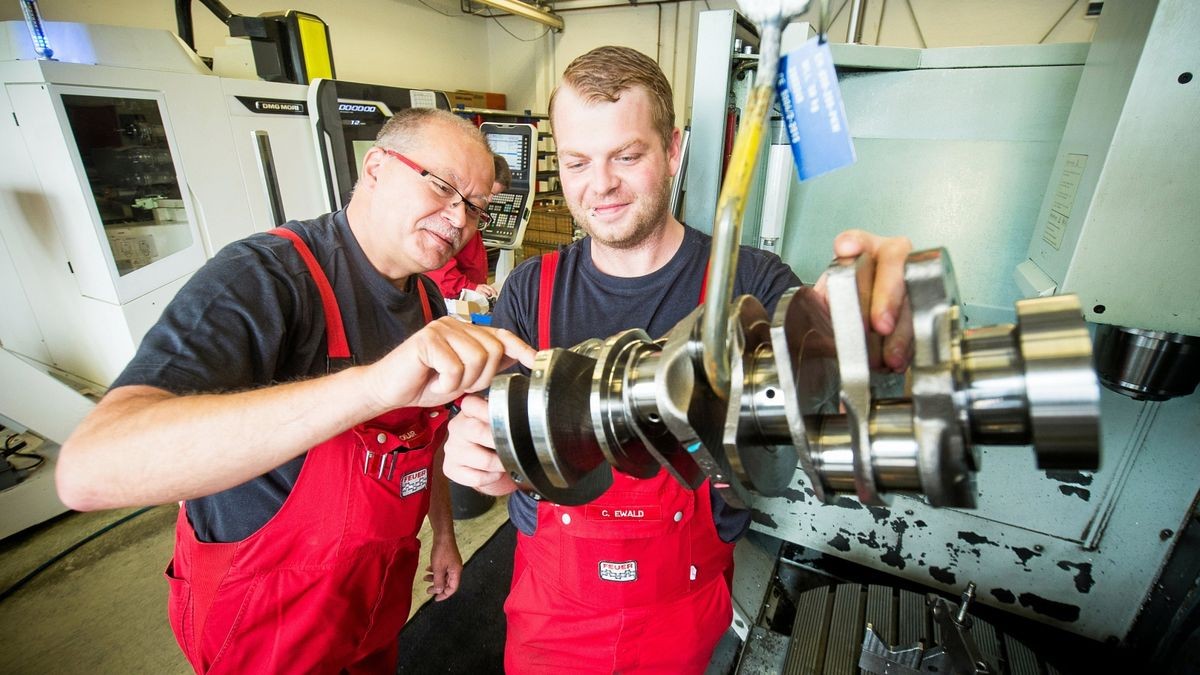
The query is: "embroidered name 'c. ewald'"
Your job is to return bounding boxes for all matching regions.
[598,560,638,582]
[585,505,662,521]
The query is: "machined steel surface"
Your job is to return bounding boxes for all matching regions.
[1094,325,1200,402]
[489,247,1102,510]
[826,255,887,505]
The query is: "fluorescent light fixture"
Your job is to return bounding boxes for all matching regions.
[475,0,565,30]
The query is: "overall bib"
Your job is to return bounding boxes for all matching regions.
[504,251,734,674]
[165,227,445,674]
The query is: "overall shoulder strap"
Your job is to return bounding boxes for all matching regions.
[269,227,350,360]
[537,251,560,351]
[414,276,433,324]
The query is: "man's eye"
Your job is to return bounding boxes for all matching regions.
[429,180,455,197]
[617,154,640,163]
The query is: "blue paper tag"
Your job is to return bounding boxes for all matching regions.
[776,37,856,181]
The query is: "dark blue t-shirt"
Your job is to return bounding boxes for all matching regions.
[112,210,444,542]
[491,225,801,542]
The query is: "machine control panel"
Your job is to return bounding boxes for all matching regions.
[481,122,536,250]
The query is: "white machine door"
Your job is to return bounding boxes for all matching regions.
[15,84,207,305]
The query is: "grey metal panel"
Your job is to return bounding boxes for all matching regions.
[830,42,1089,70]
[1005,634,1042,675]
[683,9,738,236]
[779,137,1064,315]
[864,584,895,645]
[1025,0,1200,334]
[751,389,1200,641]
[971,618,1004,674]
[732,532,783,639]
[786,586,834,675]
[777,62,1083,313]
[737,626,791,675]
[838,67,1083,143]
[898,589,927,648]
[824,584,863,675]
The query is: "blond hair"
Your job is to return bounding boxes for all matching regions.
[549,46,674,150]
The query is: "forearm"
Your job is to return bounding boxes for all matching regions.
[57,366,387,510]
[427,445,456,540]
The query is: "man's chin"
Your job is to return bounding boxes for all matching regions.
[582,219,661,250]
[415,247,455,274]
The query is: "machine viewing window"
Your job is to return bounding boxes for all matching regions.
[61,94,193,276]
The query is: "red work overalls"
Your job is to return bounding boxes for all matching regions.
[504,251,734,674]
[165,227,445,674]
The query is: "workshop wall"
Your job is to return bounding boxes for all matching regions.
[2,0,1099,121]
[485,2,700,120]
[484,0,1098,124]
[0,0,495,93]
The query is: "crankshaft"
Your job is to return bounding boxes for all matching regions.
[488,248,1101,508]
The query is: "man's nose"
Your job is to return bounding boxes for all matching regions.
[590,161,620,193]
[440,200,469,228]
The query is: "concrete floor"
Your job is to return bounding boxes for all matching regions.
[0,497,509,674]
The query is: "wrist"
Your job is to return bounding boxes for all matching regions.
[345,364,393,416]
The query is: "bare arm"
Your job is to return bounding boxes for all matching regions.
[56,319,535,511]
[423,444,463,601]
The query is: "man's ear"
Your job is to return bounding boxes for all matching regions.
[359,147,387,190]
[666,127,683,178]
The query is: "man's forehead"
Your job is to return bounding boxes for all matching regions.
[555,84,653,116]
[554,95,658,152]
[412,135,490,177]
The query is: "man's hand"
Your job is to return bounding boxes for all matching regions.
[424,532,463,601]
[365,319,535,411]
[815,230,914,372]
[475,283,499,299]
[444,394,519,496]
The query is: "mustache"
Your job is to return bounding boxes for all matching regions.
[420,223,462,248]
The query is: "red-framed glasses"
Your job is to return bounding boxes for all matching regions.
[379,147,492,226]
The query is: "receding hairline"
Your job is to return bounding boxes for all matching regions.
[366,108,494,193]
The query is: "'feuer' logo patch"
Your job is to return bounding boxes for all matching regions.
[598,560,637,582]
[401,468,428,497]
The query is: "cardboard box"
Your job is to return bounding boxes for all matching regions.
[445,90,487,109]
[484,92,507,110]
[446,298,487,320]
[444,90,507,110]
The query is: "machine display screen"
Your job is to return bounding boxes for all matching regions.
[486,132,530,184]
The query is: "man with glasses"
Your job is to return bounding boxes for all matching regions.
[443,47,914,673]
[56,107,535,673]
[427,154,512,302]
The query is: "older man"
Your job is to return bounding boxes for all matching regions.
[57,108,535,674]
[444,46,912,674]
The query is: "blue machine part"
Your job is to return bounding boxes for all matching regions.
[20,0,53,59]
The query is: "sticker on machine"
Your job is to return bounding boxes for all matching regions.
[598,561,638,582]
[401,468,428,497]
